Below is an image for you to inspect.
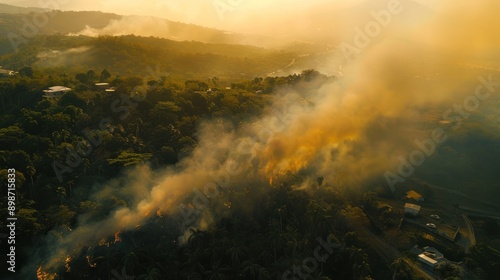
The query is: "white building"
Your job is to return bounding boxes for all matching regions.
[0,69,16,77]
[95,82,110,88]
[404,203,421,217]
[418,253,438,268]
[43,86,72,98]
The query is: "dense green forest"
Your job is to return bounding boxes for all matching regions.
[0,67,499,279]
[0,34,297,79]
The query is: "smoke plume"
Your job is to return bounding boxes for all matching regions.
[28,0,500,277]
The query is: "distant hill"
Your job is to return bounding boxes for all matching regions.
[0,11,120,45]
[0,11,122,55]
[0,7,329,79]
[0,34,296,79]
[0,2,47,14]
[0,10,288,55]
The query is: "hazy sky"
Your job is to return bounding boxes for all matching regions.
[3,0,439,30]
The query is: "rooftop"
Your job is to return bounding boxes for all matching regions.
[407,190,423,200]
[404,203,421,211]
[418,253,438,265]
[43,86,72,93]
[0,69,15,75]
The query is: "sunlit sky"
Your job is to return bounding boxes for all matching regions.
[4,0,441,30]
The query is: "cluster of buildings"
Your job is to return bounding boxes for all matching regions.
[42,82,117,98]
[404,190,424,217]
[95,82,115,92]
[401,189,463,275]
[402,189,460,241]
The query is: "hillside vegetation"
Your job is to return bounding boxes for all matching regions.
[0,34,295,79]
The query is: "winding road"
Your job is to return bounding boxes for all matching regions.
[462,214,476,252]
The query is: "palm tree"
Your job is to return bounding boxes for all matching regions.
[205,239,224,265]
[307,201,331,237]
[67,180,75,197]
[315,215,333,239]
[183,247,205,273]
[131,245,166,276]
[274,205,287,233]
[135,118,143,138]
[353,260,371,280]
[435,263,460,279]
[56,186,66,205]
[123,252,140,275]
[52,131,61,147]
[211,76,218,87]
[203,260,230,280]
[283,227,305,258]
[0,89,5,112]
[188,228,206,250]
[269,259,291,280]
[137,267,162,280]
[310,270,332,280]
[267,231,286,261]
[242,260,269,280]
[226,243,249,267]
[183,272,203,280]
[348,248,367,265]
[93,246,121,280]
[390,257,412,280]
[26,165,35,199]
[82,158,91,176]
[60,129,71,143]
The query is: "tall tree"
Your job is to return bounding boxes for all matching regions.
[390,257,412,280]
[18,66,34,78]
[100,69,112,82]
[26,165,36,199]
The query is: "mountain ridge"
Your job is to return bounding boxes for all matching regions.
[0,2,47,14]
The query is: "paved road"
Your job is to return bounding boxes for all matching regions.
[462,214,476,252]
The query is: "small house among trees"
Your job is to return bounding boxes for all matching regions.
[43,86,72,98]
[406,190,424,202]
[404,203,421,217]
[0,68,16,77]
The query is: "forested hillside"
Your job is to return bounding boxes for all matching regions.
[0,10,283,54]
[0,34,295,79]
[1,68,499,279]
[1,1,500,279]
[0,3,47,14]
